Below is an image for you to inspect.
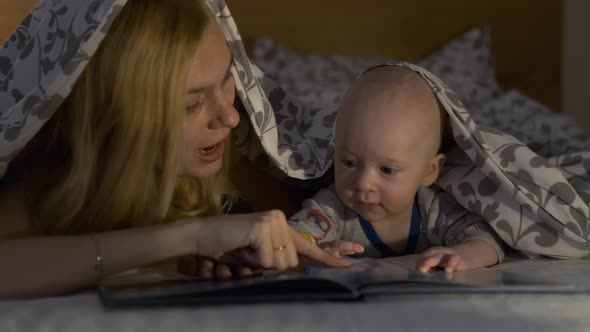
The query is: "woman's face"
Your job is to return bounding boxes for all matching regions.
[181,19,239,179]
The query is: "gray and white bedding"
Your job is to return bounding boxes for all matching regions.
[249,25,590,258]
[1,0,590,259]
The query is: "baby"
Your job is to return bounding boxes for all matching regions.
[289,64,504,272]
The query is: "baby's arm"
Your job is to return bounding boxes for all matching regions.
[319,240,365,257]
[288,188,364,257]
[417,196,504,272]
[416,239,498,272]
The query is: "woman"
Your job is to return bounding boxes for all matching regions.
[0,0,346,298]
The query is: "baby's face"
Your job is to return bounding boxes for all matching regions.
[334,75,442,224]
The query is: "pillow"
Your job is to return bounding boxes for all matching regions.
[471,91,590,158]
[253,27,502,111]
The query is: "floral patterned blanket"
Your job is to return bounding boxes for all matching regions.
[1,0,589,258]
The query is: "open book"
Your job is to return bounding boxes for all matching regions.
[99,258,577,307]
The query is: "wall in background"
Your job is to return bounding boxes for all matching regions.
[0,0,37,43]
[0,0,577,127]
[230,0,563,112]
[563,0,590,133]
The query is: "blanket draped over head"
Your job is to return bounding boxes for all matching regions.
[1,0,589,258]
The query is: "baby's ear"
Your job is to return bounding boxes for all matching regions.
[421,153,447,186]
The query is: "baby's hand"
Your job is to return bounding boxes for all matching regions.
[319,240,364,257]
[416,246,467,273]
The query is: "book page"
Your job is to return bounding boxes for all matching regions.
[304,257,576,296]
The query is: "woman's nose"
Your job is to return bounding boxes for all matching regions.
[211,102,239,129]
[209,85,239,129]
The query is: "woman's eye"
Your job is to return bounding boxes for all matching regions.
[186,102,202,113]
[380,166,394,175]
[341,159,355,168]
[222,72,233,84]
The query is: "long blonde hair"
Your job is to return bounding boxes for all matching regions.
[4,0,232,234]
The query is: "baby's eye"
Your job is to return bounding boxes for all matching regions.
[341,159,356,168]
[380,166,394,175]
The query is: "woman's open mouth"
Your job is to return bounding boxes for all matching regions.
[198,140,225,162]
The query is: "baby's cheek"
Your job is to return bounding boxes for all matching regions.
[334,183,350,200]
[342,195,357,212]
[384,189,410,209]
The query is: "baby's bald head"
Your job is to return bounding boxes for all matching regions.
[337,66,446,158]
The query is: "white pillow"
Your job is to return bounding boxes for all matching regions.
[254,27,502,111]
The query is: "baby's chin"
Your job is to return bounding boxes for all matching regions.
[351,205,386,222]
[361,215,386,223]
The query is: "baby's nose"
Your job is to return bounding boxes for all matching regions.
[353,171,375,192]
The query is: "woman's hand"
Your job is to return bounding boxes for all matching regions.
[177,253,261,280]
[178,210,350,274]
[176,210,351,278]
[187,210,297,270]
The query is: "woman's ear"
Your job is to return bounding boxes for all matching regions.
[421,153,447,186]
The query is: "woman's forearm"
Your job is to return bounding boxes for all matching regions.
[0,209,349,298]
[0,222,194,298]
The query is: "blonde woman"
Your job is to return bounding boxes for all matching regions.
[0,0,346,298]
